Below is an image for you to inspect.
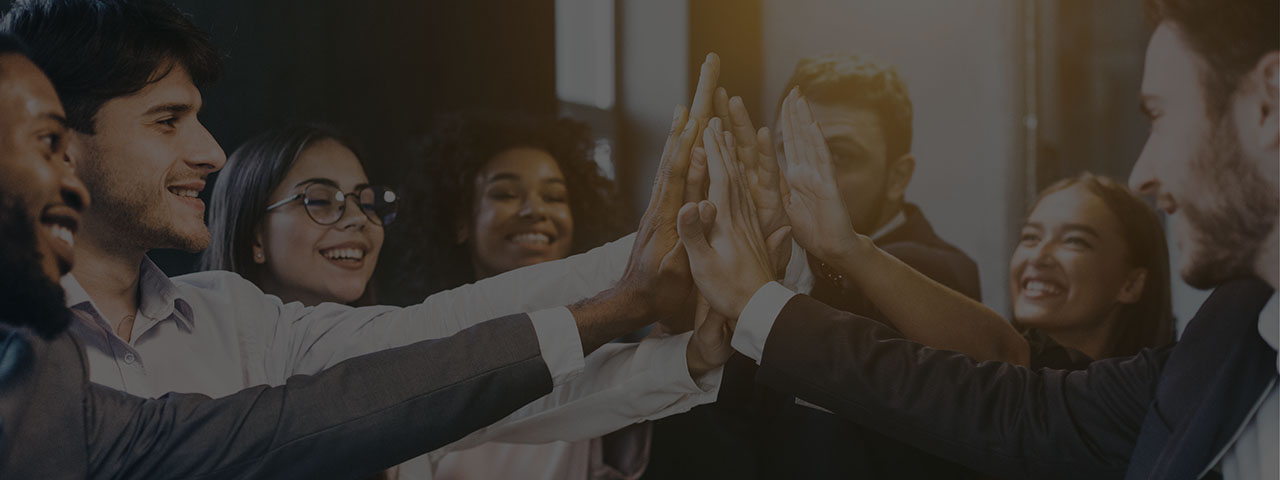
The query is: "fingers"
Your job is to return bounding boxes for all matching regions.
[685,145,708,203]
[651,106,702,217]
[677,201,713,258]
[713,87,730,122]
[756,126,779,181]
[704,118,731,211]
[766,225,793,278]
[688,53,722,130]
[728,96,757,168]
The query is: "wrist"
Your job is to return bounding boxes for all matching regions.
[828,234,874,275]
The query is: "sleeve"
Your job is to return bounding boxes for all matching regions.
[84,315,556,480]
[751,294,1168,480]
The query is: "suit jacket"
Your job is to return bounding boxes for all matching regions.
[0,314,553,479]
[753,277,1277,480]
[644,204,984,479]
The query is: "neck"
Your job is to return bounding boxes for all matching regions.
[1039,319,1117,360]
[867,202,904,237]
[71,230,146,338]
[1256,227,1278,291]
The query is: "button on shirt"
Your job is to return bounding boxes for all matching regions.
[63,235,724,472]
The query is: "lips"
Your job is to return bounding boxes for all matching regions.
[1019,276,1066,300]
[39,206,80,274]
[167,181,206,211]
[507,231,557,247]
[318,241,370,270]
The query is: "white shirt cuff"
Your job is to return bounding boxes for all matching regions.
[528,306,586,385]
[730,281,798,364]
[649,331,724,393]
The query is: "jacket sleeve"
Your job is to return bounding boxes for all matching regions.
[83,314,554,480]
[754,294,1168,480]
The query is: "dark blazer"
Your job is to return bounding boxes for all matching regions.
[644,204,984,479]
[0,313,554,480]
[753,277,1277,480]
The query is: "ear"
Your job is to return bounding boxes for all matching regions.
[1116,267,1147,304]
[884,153,916,203]
[252,231,267,265]
[1247,51,1279,151]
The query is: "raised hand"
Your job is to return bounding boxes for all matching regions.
[678,117,782,320]
[777,88,862,266]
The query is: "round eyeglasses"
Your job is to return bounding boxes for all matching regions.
[266,182,398,226]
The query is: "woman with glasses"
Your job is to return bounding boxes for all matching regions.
[202,124,397,307]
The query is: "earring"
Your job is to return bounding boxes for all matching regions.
[254,251,265,264]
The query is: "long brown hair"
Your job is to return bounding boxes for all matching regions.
[1025,172,1175,357]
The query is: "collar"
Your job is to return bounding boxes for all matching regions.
[1260,293,1278,372]
[869,209,907,241]
[61,256,194,333]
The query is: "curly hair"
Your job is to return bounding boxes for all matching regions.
[378,113,629,305]
[778,52,913,161]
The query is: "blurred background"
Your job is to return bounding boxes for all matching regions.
[1,0,1208,329]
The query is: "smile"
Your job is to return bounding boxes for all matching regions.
[321,247,366,262]
[508,232,556,246]
[1021,279,1065,299]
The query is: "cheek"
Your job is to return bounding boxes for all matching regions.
[472,200,513,242]
[264,215,324,265]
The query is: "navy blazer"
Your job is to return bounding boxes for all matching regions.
[754,277,1277,479]
[0,314,553,479]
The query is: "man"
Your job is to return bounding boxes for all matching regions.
[646,53,989,480]
[0,1,735,472]
[0,35,578,479]
[686,0,1279,478]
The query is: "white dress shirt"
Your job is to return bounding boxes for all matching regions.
[732,284,1280,480]
[65,233,723,479]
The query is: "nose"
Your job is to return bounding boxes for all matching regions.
[517,195,548,220]
[1029,239,1059,268]
[335,194,370,230]
[1128,141,1160,197]
[57,153,90,211]
[184,121,227,175]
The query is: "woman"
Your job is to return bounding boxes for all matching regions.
[379,114,636,480]
[201,125,395,307]
[1011,172,1174,367]
[380,114,627,305]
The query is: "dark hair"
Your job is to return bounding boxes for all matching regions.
[1027,172,1175,358]
[1143,0,1279,118]
[778,52,913,161]
[200,125,365,283]
[0,32,27,58]
[0,0,222,133]
[379,113,629,304]
[0,192,72,338]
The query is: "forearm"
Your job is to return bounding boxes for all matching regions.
[88,315,555,480]
[834,235,1030,365]
[568,287,651,356]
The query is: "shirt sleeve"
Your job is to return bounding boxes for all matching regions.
[731,281,798,364]
[526,307,585,385]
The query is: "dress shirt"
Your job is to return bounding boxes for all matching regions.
[64,233,723,478]
[1213,293,1278,480]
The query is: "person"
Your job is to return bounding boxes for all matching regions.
[684,0,1279,474]
[375,114,644,479]
[382,114,629,304]
[2,0,731,461]
[1013,172,1174,368]
[644,53,1008,480]
[0,35,595,479]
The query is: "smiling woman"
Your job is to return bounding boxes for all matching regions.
[200,124,393,307]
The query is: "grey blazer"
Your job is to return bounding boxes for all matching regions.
[0,313,554,479]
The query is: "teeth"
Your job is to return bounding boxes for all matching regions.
[1023,280,1063,296]
[322,248,365,261]
[49,224,74,247]
[170,188,200,198]
[510,233,551,245]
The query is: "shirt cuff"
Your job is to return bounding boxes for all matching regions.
[648,331,723,393]
[781,241,815,295]
[528,306,587,385]
[731,281,797,364]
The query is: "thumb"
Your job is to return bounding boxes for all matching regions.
[766,226,793,278]
[677,201,714,258]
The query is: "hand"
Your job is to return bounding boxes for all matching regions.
[709,89,791,278]
[678,117,784,320]
[777,88,861,265]
[685,295,735,376]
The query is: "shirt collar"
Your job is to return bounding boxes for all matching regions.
[870,210,907,241]
[60,256,194,332]
[1259,293,1278,372]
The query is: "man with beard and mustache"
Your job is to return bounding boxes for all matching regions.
[0,35,593,479]
[681,0,1278,478]
[645,53,991,480]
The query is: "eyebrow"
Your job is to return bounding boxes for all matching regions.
[294,177,340,189]
[38,112,69,128]
[825,138,869,157]
[1021,222,1099,237]
[486,172,566,185]
[143,103,195,117]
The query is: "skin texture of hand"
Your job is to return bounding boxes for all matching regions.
[777,88,863,265]
[684,295,735,377]
[678,117,783,320]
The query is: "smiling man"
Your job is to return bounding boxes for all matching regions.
[0,1,736,477]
